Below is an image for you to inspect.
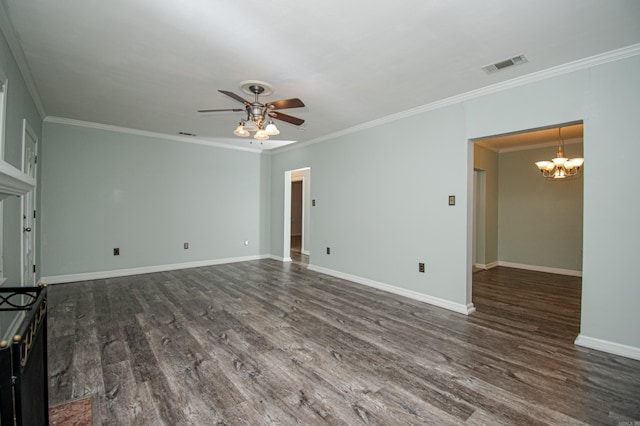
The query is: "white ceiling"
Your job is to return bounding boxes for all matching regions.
[2,0,640,151]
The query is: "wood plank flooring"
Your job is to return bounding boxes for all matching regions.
[47,261,640,425]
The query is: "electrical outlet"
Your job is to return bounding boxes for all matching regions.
[326,247,330,255]
[113,248,120,256]
[419,262,425,273]
[312,199,316,206]
[184,242,189,249]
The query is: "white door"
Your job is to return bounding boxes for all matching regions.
[21,120,37,286]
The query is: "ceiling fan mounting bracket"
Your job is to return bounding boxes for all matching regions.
[239,80,273,96]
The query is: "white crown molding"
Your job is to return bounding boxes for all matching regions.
[575,334,640,361]
[44,116,267,154]
[39,254,270,284]
[0,2,46,119]
[274,43,640,155]
[307,264,475,315]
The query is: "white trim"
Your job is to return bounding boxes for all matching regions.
[497,261,582,277]
[20,118,38,286]
[273,43,640,155]
[43,116,266,154]
[39,254,270,284]
[283,171,292,259]
[575,334,640,361]
[0,3,47,118]
[307,264,475,315]
[474,261,499,270]
[0,160,36,200]
[0,67,7,160]
[268,254,293,263]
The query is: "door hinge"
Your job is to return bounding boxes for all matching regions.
[33,265,36,273]
[35,156,38,164]
[33,210,36,219]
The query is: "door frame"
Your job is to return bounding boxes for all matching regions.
[20,119,38,286]
[283,167,311,261]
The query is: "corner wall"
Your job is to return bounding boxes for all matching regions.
[39,121,269,281]
[0,26,43,285]
[271,53,640,358]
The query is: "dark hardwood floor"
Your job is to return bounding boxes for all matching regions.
[47,261,640,425]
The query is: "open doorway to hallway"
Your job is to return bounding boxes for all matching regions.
[284,167,310,266]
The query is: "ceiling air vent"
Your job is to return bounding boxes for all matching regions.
[482,54,528,74]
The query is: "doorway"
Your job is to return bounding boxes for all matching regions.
[283,167,310,264]
[291,180,303,254]
[469,122,584,338]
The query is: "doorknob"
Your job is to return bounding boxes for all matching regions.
[23,227,32,232]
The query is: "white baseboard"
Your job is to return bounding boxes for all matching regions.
[575,334,640,361]
[307,264,474,315]
[474,261,499,270]
[497,261,582,277]
[40,255,270,284]
[301,250,310,256]
[269,255,292,263]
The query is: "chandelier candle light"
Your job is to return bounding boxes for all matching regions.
[534,128,584,180]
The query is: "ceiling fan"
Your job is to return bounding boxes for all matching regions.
[198,81,305,140]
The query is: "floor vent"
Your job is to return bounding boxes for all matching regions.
[482,54,528,74]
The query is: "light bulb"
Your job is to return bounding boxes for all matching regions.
[254,130,269,140]
[233,123,249,137]
[243,120,258,132]
[264,122,280,136]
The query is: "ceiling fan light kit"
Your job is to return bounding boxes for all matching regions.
[233,122,250,137]
[198,80,305,141]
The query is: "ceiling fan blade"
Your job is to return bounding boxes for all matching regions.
[268,111,305,126]
[197,108,244,113]
[266,98,305,110]
[218,90,252,106]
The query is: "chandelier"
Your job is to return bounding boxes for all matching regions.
[534,128,584,180]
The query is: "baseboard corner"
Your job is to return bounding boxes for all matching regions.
[575,334,640,361]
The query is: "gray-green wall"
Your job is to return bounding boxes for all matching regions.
[271,104,470,308]
[39,122,270,278]
[271,56,640,355]
[0,26,43,336]
[498,144,583,271]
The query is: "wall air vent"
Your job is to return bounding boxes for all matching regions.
[482,54,528,74]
